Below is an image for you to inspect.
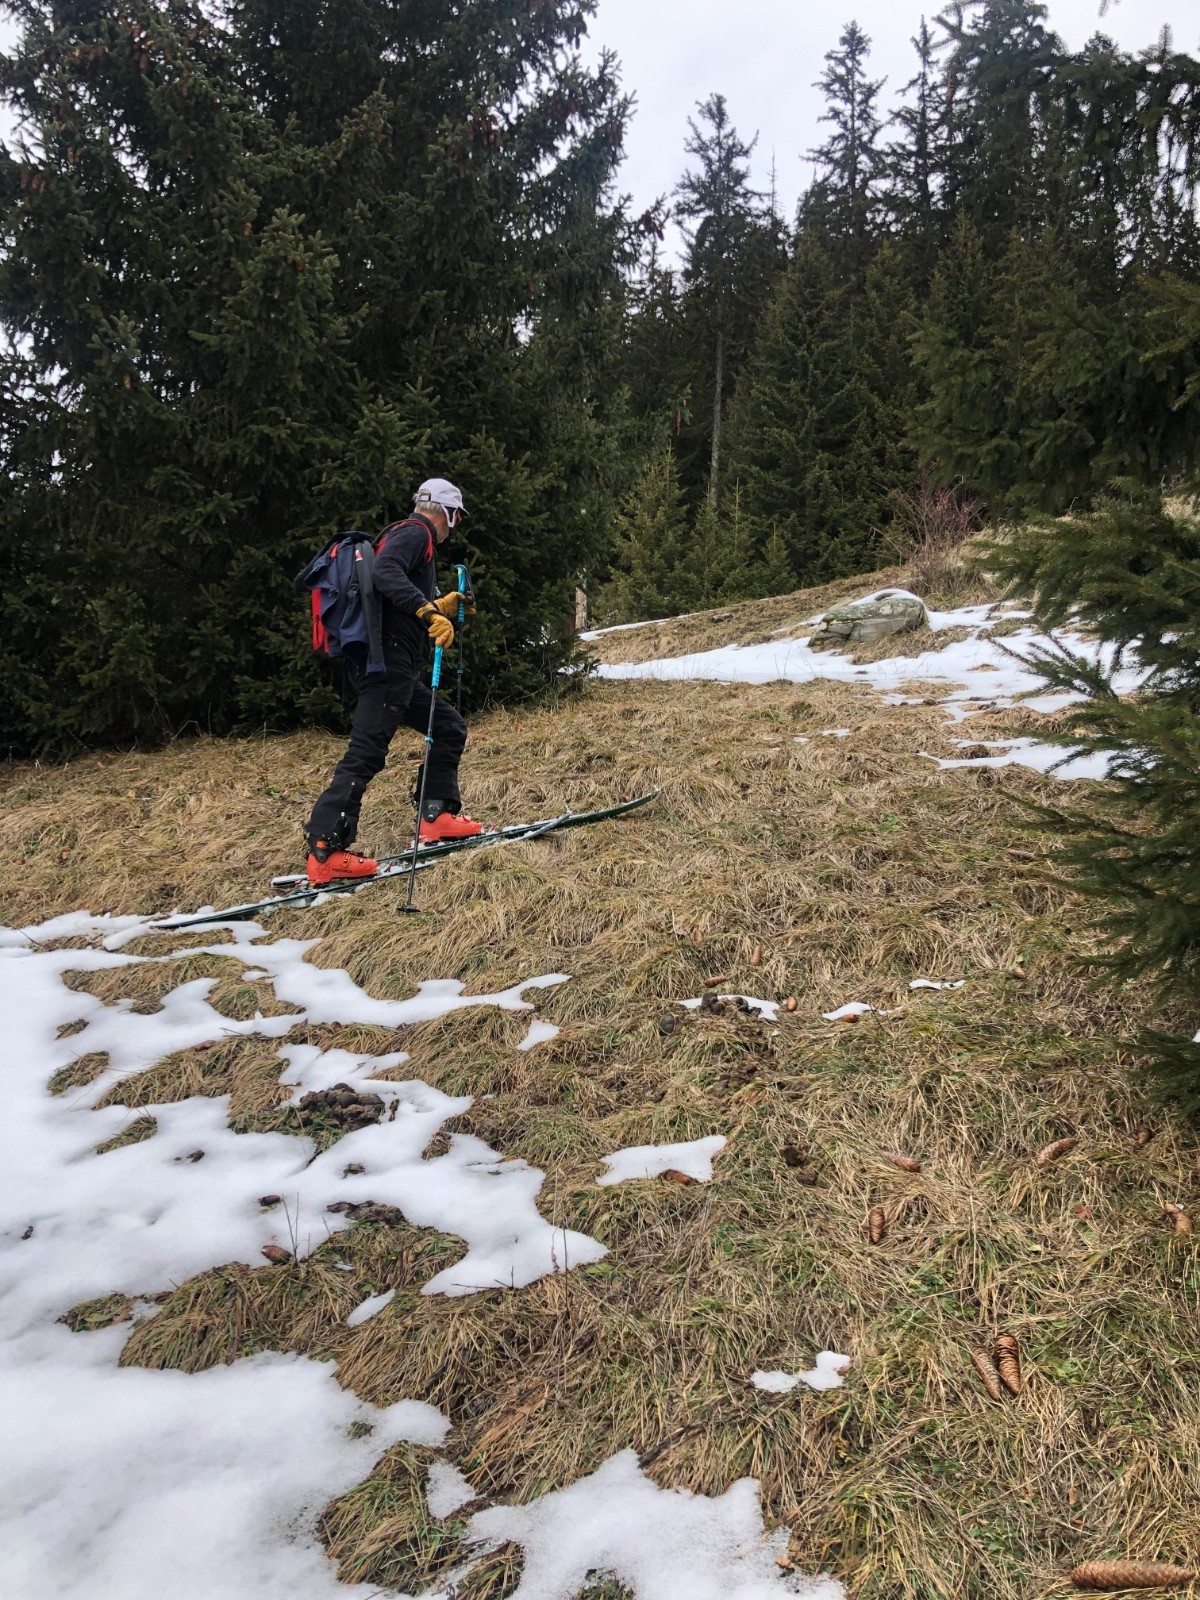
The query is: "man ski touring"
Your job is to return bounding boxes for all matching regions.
[303,477,483,886]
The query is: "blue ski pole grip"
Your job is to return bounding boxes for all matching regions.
[430,644,443,693]
[455,563,470,625]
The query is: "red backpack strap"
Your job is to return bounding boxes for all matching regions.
[310,589,327,652]
[375,517,434,562]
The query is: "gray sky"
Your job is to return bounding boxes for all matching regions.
[585,0,1200,244]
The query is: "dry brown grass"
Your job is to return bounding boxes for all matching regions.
[6,572,1200,1600]
[583,560,1002,672]
[584,568,912,667]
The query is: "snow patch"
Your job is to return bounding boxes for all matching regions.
[921,735,1115,781]
[518,1018,561,1052]
[821,1002,873,1021]
[425,1460,479,1519]
[0,926,602,1327]
[0,1339,447,1600]
[909,979,966,992]
[751,1352,852,1394]
[463,1448,843,1599]
[594,600,1145,774]
[597,1134,727,1186]
[346,1289,395,1327]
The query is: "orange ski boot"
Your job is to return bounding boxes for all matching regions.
[417,802,484,844]
[306,838,379,886]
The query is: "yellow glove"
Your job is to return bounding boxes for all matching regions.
[432,591,476,618]
[416,603,455,649]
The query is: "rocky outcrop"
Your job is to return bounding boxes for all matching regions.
[810,592,928,646]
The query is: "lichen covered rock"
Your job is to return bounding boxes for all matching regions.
[811,593,928,645]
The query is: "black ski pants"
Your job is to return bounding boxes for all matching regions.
[306,624,467,849]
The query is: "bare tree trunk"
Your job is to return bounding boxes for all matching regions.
[709,324,724,509]
[574,585,588,632]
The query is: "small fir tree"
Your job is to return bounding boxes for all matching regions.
[984,487,1200,1108]
[603,450,692,623]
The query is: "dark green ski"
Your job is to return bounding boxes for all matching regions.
[152,792,659,931]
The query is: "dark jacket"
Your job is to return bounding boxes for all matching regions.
[373,515,439,625]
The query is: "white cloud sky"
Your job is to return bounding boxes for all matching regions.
[585,0,1200,246]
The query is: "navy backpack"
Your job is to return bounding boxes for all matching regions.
[294,532,386,680]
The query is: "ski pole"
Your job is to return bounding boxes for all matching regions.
[401,644,444,914]
[454,562,470,714]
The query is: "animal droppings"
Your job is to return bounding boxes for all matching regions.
[702,974,730,989]
[297,1083,386,1133]
[1133,1121,1154,1146]
[1035,1135,1078,1168]
[657,1013,679,1036]
[1069,1560,1196,1590]
[968,1345,1003,1401]
[993,1332,1022,1395]
[257,1194,281,1207]
[750,945,762,965]
[784,996,798,1012]
[867,1205,886,1244]
[882,1151,922,1173]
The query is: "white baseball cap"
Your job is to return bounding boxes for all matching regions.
[414,477,467,517]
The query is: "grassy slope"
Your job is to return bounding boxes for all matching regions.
[3,571,1200,1600]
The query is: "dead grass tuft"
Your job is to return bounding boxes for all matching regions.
[95,1115,158,1153]
[47,1053,110,1095]
[59,1292,134,1331]
[95,1036,288,1123]
[10,567,1200,1599]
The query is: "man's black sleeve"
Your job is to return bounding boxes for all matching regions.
[373,524,430,614]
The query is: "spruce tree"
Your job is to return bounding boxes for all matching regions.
[937,0,1062,249]
[984,488,1200,1107]
[886,17,955,285]
[728,236,918,585]
[674,93,784,510]
[0,0,633,754]
[804,21,886,275]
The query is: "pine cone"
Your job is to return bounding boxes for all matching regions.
[1133,1121,1154,1147]
[868,1205,886,1244]
[750,945,762,966]
[661,1168,695,1185]
[882,1151,922,1173]
[968,1344,1002,1401]
[1035,1135,1078,1168]
[1069,1560,1196,1589]
[784,996,798,1013]
[261,1244,292,1265]
[993,1332,1021,1395]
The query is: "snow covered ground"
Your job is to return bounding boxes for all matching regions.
[594,590,1143,780]
[0,912,839,1599]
